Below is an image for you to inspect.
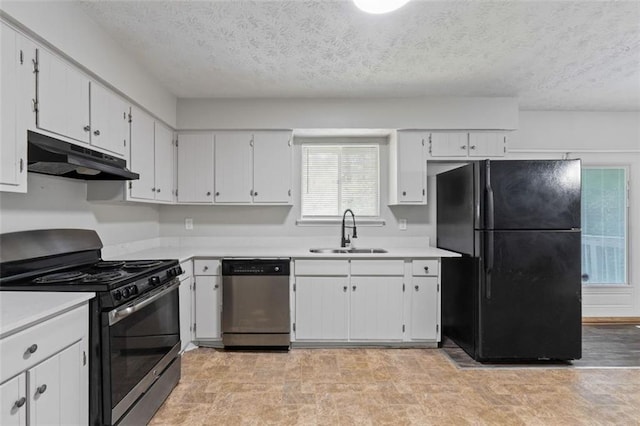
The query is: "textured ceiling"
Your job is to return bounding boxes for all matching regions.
[78,0,640,110]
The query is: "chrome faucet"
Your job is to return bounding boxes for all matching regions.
[341,209,357,248]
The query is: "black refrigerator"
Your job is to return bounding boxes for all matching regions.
[437,159,582,361]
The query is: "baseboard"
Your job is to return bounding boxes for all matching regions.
[582,317,640,324]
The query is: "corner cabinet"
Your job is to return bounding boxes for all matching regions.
[0,22,33,193]
[0,303,89,425]
[428,132,507,158]
[388,131,427,205]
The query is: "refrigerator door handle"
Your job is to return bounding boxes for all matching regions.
[485,232,494,299]
[485,160,495,230]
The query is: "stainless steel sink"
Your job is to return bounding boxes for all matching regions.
[309,248,388,254]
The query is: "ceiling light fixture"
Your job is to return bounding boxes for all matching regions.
[353,0,411,14]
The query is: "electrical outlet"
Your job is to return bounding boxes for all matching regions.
[399,219,407,230]
[185,218,193,230]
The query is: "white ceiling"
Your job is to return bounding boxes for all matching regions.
[78,0,640,111]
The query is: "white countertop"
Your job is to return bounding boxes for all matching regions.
[0,292,95,338]
[105,245,460,263]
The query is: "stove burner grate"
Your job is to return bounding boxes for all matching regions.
[33,271,88,284]
[123,260,163,270]
[82,271,129,283]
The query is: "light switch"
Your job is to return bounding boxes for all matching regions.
[185,218,193,230]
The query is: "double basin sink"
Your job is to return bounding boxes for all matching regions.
[309,248,388,254]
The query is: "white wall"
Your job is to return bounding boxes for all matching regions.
[0,174,160,246]
[0,1,177,127]
[177,97,518,130]
[514,111,640,318]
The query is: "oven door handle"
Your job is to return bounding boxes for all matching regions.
[108,280,179,326]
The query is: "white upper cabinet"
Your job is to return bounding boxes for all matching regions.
[388,130,427,205]
[177,133,214,203]
[36,48,91,144]
[428,132,507,158]
[36,48,131,159]
[252,131,292,204]
[129,107,155,200]
[153,123,174,202]
[89,82,129,157]
[0,22,32,193]
[214,131,253,203]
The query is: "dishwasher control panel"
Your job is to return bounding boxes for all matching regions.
[222,259,290,275]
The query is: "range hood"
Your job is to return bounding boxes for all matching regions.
[27,131,139,181]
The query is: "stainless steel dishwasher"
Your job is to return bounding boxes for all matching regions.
[221,258,291,348]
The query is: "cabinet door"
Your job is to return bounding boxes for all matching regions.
[468,132,506,157]
[396,131,426,203]
[177,133,214,203]
[0,374,26,426]
[179,275,194,351]
[89,82,128,157]
[153,123,174,202]
[28,341,82,425]
[429,132,469,157]
[410,277,439,340]
[350,277,404,340]
[129,107,155,200]
[252,131,292,204]
[214,131,252,203]
[295,276,348,340]
[0,23,24,191]
[37,49,90,144]
[194,276,221,339]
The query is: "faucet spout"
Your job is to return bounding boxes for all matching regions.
[341,209,357,248]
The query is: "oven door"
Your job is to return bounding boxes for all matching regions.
[104,279,180,424]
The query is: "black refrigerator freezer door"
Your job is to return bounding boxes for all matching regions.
[477,230,582,361]
[483,160,581,230]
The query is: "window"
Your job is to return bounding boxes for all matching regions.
[301,144,379,218]
[581,167,628,285]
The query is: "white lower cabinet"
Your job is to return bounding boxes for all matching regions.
[0,303,89,426]
[409,277,439,340]
[193,259,222,341]
[295,276,349,340]
[350,276,404,340]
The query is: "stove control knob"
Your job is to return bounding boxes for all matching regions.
[113,290,122,301]
[149,276,161,286]
[122,287,131,298]
[130,285,138,295]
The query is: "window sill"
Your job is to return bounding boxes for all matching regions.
[296,218,386,227]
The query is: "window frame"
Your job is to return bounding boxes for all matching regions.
[297,139,383,225]
[581,165,630,287]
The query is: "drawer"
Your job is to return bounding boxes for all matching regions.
[295,260,349,276]
[194,258,221,275]
[351,260,404,276]
[0,304,87,383]
[412,259,439,276]
[180,260,193,278]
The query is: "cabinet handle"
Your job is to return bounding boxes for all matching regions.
[424,266,429,273]
[214,284,219,289]
[343,286,347,292]
[203,266,209,271]
[83,125,91,132]
[254,191,258,197]
[352,285,356,291]
[36,384,47,395]
[402,191,406,196]
[93,130,101,136]
[215,192,220,196]
[460,145,467,150]
[206,191,211,196]
[151,187,156,192]
[14,397,26,408]
[26,344,38,355]
[415,285,419,291]
[156,188,161,193]
[470,145,476,150]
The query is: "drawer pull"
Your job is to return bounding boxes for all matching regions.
[424,266,429,273]
[214,284,219,289]
[26,344,38,355]
[36,384,47,395]
[352,285,357,291]
[14,397,26,408]
[343,286,347,292]
[203,266,209,272]
[415,285,419,291]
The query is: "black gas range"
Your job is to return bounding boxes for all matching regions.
[0,229,182,425]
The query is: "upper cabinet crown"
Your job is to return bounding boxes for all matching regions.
[428,132,507,158]
[35,48,129,158]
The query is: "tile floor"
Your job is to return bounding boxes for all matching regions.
[150,348,640,425]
